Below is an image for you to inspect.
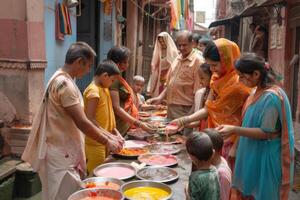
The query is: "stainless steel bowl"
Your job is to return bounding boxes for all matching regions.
[121,180,173,200]
[138,153,178,167]
[81,177,124,190]
[68,188,124,200]
[149,116,170,124]
[146,143,181,155]
[136,166,179,183]
[93,162,136,180]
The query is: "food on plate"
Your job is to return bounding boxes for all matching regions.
[138,154,178,166]
[79,189,122,200]
[117,147,148,156]
[165,124,179,135]
[139,111,151,118]
[156,104,167,110]
[94,166,135,179]
[152,110,167,117]
[137,167,178,182]
[127,129,152,140]
[124,140,149,148]
[80,197,119,200]
[85,181,120,190]
[124,187,170,200]
[147,134,186,144]
[151,121,166,128]
[146,144,181,154]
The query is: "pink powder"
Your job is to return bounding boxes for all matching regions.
[95,167,134,179]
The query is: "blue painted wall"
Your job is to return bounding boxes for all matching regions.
[43,0,77,84]
[98,3,115,62]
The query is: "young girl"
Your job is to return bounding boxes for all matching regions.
[217,53,294,200]
[193,63,212,130]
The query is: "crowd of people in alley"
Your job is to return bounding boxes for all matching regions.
[22,28,294,200]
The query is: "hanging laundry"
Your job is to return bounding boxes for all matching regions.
[55,3,72,41]
[100,0,113,15]
[55,3,64,40]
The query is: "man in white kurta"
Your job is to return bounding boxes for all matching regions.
[22,42,124,200]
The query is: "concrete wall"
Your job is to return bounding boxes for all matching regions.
[43,0,77,84]
[268,8,286,77]
[0,0,46,124]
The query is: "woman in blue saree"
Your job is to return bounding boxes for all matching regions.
[217,53,294,200]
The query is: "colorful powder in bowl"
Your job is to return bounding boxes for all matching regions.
[93,163,136,180]
[124,187,170,200]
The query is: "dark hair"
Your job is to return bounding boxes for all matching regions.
[192,33,202,43]
[176,30,193,43]
[198,38,212,46]
[200,63,212,77]
[235,53,279,87]
[95,61,120,76]
[186,132,213,161]
[203,41,221,61]
[107,46,130,64]
[65,42,96,64]
[249,22,256,27]
[256,25,267,34]
[203,129,223,152]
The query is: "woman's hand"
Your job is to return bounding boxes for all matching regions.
[146,97,162,105]
[169,118,185,132]
[112,128,125,145]
[139,122,157,133]
[216,125,237,139]
[106,136,123,153]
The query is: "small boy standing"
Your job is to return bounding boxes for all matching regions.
[132,75,146,107]
[132,75,157,111]
[204,129,232,200]
[83,61,124,175]
[186,132,220,200]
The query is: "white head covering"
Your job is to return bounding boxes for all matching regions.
[147,32,179,96]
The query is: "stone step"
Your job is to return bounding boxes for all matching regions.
[0,158,22,180]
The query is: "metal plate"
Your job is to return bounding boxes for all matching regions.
[136,166,179,183]
[138,153,178,167]
[81,177,124,191]
[146,144,181,155]
[68,188,123,200]
[147,134,186,145]
[149,116,170,123]
[93,162,136,180]
[121,180,173,200]
[127,129,152,141]
[113,147,149,159]
[124,140,149,148]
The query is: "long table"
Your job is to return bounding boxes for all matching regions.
[105,147,192,200]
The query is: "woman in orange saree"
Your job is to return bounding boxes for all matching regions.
[172,38,250,167]
[217,53,294,200]
[108,46,155,136]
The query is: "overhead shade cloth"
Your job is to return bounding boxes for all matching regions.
[209,16,238,28]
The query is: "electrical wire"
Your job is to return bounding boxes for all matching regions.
[127,0,171,21]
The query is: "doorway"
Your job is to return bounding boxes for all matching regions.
[76,0,100,92]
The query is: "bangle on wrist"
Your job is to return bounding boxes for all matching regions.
[103,136,109,145]
[134,120,141,127]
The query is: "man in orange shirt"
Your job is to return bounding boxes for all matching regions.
[148,30,204,122]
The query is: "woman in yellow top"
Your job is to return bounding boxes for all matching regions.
[84,61,124,175]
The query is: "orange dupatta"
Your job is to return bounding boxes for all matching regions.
[206,38,251,158]
[241,86,294,200]
[118,76,139,121]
